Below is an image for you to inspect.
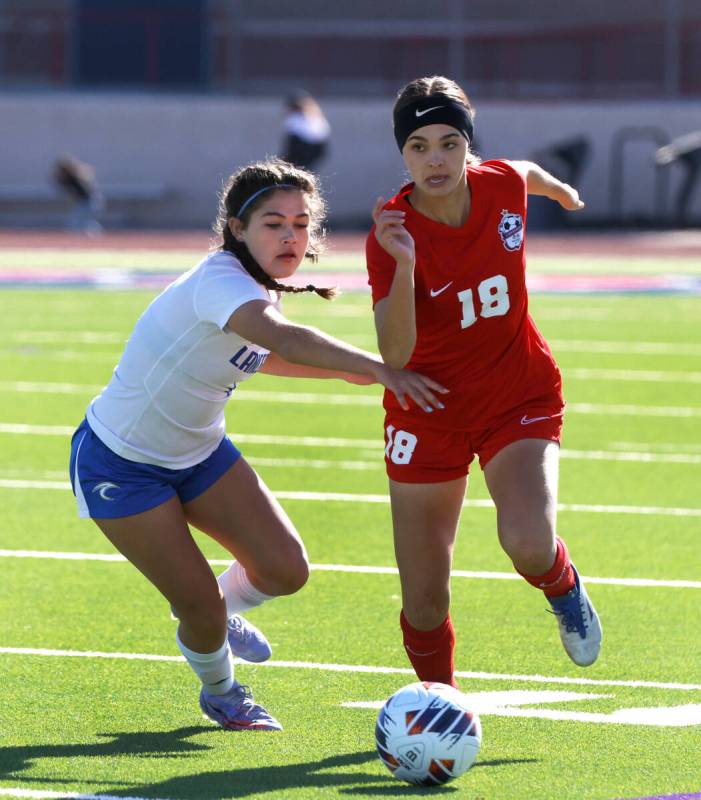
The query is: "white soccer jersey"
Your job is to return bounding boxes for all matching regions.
[87,250,277,469]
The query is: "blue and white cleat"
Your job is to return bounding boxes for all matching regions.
[199,683,282,731]
[227,614,272,663]
[547,566,602,667]
[170,606,272,664]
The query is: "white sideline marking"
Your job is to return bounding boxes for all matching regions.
[348,689,609,712]
[2,480,701,517]
[1,647,700,691]
[275,492,701,519]
[0,424,384,448]
[567,402,701,418]
[11,331,126,344]
[0,382,700,418]
[560,448,701,464]
[10,332,701,356]
[567,367,701,383]
[2,550,699,589]
[550,339,701,356]
[347,690,701,727]
[0,789,172,800]
[3,423,701,465]
[612,441,701,454]
[3,423,700,465]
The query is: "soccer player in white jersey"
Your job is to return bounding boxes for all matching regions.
[69,159,447,731]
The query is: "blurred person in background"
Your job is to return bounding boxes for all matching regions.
[53,155,104,235]
[280,90,331,172]
[367,75,602,689]
[69,158,445,733]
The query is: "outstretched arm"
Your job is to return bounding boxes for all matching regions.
[227,300,446,411]
[508,160,585,211]
[259,352,373,384]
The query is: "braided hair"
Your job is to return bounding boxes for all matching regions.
[215,159,337,300]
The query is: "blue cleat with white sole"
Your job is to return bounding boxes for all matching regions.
[547,566,602,667]
[170,607,272,664]
[226,614,272,663]
[199,682,282,731]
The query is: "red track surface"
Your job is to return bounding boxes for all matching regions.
[0,229,700,258]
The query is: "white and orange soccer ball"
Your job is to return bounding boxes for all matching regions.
[375,681,481,787]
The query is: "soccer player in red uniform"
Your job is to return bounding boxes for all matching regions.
[366,76,602,686]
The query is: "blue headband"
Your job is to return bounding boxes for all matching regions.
[393,96,474,153]
[236,183,297,218]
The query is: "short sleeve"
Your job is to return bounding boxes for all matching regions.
[194,256,270,329]
[480,159,527,207]
[366,228,398,307]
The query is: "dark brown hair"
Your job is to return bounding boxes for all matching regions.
[394,76,481,165]
[215,158,337,300]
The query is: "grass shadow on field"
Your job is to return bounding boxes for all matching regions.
[341,758,540,796]
[0,726,212,778]
[106,750,384,798]
[1,729,539,799]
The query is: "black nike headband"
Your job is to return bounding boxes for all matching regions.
[393,96,474,153]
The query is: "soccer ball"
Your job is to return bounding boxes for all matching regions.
[375,681,481,787]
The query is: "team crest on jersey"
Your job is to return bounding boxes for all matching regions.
[497,209,524,252]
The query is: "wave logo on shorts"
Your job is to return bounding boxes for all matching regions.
[93,481,120,500]
[497,209,524,252]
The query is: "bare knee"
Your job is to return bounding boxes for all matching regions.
[499,522,556,575]
[252,540,309,596]
[274,553,309,596]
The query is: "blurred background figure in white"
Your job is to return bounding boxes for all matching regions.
[280,90,331,173]
[655,131,701,227]
[53,155,104,235]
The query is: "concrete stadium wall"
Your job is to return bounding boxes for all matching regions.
[0,92,699,229]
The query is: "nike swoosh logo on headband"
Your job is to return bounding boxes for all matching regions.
[415,106,443,117]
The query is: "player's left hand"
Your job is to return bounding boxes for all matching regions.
[374,365,448,412]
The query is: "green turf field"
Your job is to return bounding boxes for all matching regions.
[0,255,700,799]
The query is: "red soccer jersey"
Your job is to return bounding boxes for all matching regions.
[366,159,562,428]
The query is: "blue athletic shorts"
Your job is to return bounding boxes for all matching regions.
[69,418,241,519]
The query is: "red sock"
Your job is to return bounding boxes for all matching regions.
[518,535,576,598]
[400,611,457,687]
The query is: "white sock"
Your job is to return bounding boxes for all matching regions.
[176,631,234,695]
[217,560,276,616]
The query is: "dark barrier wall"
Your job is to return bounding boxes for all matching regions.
[77,0,205,88]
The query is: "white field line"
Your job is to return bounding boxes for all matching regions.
[10,346,701,367]
[1,480,700,517]
[564,402,701,418]
[1,423,701,465]
[612,441,701,454]
[0,790,172,800]
[1,646,700,692]
[3,366,701,395]
[10,332,701,356]
[3,422,701,466]
[245,450,701,468]
[6,350,122,363]
[2,549,699,589]
[0,789,176,800]
[550,339,701,356]
[0,383,700,418]
[567,367,701,383]
[11,331,127,344]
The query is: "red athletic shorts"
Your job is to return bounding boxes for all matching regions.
[383,395,564,483]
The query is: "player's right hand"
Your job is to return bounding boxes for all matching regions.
[372,197,415,268]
